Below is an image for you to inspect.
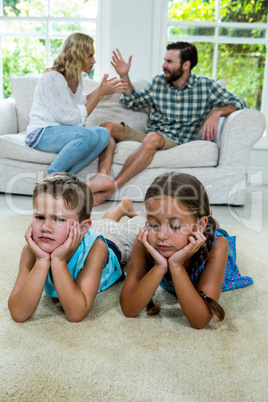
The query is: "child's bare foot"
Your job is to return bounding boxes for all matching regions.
[120,197,137,218]
[102,197,137,221]
[86,173,114,193]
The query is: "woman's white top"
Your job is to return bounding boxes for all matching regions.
[26,71,88,134]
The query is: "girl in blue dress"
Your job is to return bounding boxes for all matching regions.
[120,172,253,329]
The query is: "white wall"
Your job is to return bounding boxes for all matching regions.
[97,0,168,81]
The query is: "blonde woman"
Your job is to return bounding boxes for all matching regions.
[25,32,127,177]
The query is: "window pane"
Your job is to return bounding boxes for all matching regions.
[193,42,214,76]
[50,21,96,38]
[220,0,267,23]
[217,44,265,110]
[50,0,97,18]
[168,25,214,38]
[219,27,266,39]
[3,20,46,35]
[168,0,215,22]
[50,39,65,62]
[2,38,46,98]
[3,0,47,17]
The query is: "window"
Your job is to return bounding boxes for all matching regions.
[0,0,98,98]
[167,0,267,114]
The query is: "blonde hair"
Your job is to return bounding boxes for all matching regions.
[33,172,94,222]
[52,32,94,85]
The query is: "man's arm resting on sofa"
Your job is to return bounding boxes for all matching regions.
[202,104,238,141]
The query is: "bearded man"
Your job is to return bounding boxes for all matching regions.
[88,42,247,205]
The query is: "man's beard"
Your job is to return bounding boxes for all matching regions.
[163,66,183,83]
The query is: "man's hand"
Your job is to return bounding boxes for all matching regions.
[202,109,221,141]
[111,49,132,79]
[202,104,237,141]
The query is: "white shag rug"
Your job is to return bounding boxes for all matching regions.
[0,215,267,401]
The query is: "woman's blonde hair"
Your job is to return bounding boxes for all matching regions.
[52,32,94,85]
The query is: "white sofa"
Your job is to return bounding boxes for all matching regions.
[0,75,265,205]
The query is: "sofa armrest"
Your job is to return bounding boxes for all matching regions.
[0,98,18,135]
[218,109,266,168]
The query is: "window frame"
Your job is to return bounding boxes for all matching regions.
[0,0,100,98]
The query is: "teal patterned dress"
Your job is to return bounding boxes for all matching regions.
[160,228,253,296]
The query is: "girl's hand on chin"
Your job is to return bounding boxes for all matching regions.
[168,231,207,269]
[25,224,51,261]
[137,227,168,272]
[51,221,84,262]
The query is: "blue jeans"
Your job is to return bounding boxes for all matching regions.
[34,125,110,175]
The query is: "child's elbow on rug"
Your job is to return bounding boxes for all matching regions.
[8,307,32,323]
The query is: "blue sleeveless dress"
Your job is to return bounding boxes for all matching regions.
[44,230,123,298]
[160,228,253,296]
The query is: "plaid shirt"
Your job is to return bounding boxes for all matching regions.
[121,73,247,144]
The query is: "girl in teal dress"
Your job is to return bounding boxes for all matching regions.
[120,172,253,329]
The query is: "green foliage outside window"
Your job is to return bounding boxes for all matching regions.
[2,0,96,98]
[168,0,267,109]
[2,0,267,108]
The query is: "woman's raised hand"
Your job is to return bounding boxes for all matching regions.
[99,74,128,96]
[111,48,132,78]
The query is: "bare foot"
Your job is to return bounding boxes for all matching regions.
[102,197,137,221]
[93,188,115,206]
[86,173,114,193]
[120,197,137,218]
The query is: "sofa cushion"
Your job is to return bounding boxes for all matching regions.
[0,132,218,168]
[113,140,218,168]
[9,75,39,133]
[84,79,149,131]
[0,98,18,135]
[0,132,56,164]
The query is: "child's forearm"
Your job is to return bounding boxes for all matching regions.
[120,265,164,317]
[170,265,213,329]
[50,260,93,322]
[8,259,50,322]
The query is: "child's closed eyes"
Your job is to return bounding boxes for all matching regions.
[146,221,182,232]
